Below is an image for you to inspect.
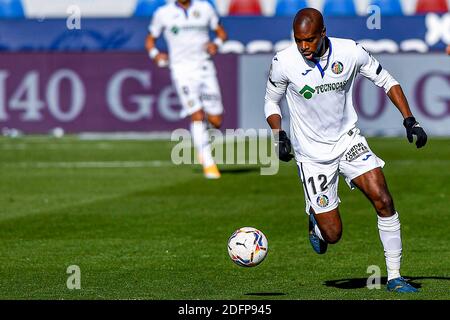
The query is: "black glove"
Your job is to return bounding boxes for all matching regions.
[403,117,427,148]
[274,130,294,162]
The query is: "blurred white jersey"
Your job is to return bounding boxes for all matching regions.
[149,0,219,75]
[264,37,399,162]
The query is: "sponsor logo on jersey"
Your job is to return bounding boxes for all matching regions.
[302,69,312,76]
[299,80,348,100]
[316,194,329,208]
[345,142,369,162]
[314,80,348,95]
[332,61,344,74]
[171,25,207,34]
[299,85,315,99]
[182,25,208,31]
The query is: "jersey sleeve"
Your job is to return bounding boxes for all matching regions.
[264,55,288,119]
[356,43,399,93]
[206,2,220,30]
[148,8,164,38]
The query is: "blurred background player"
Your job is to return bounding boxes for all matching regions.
[146,0,228,179]
[265,8,427,293]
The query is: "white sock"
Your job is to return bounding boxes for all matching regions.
[190,121,214,167]
[314,224,325,241]
[309,210,325,241]
[378,212,402,281]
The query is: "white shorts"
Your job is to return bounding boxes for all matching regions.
[297,133,385,214]
[172,60,224,118]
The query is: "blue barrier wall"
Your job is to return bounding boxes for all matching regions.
[0,15,448,52]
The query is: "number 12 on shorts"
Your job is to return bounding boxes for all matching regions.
[307,174,328,195]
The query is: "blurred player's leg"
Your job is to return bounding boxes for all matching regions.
[200,61,224,130]
[173,74,220,179]
[191,62,223,179]
[207,114,222,129]
[190,111,220,179]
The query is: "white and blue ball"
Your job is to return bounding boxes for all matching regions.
[227,227,268,267]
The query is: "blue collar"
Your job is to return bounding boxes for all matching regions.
[312,37,332,78]
[176,1,191,18]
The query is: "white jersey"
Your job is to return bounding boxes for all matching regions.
[149,0,219,75]
[264,37,399,162]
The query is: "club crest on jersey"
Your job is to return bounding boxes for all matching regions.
[332,61,344,74]
[193,10,201,18]
[316,194,329,208]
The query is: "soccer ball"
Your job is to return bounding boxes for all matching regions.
[227,227,268,267]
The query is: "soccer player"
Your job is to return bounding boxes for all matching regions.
[146,0,227,179]
[264,8,427,293]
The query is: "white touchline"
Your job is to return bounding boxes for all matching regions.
[0,142,116,150]
[4,161,175,169]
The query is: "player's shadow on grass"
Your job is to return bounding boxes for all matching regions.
[324,276,450,290]
[244,292,287,297]
[194,166,261,175]
[220,166,261,175]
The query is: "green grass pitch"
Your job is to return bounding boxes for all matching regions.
[0,136,449,300]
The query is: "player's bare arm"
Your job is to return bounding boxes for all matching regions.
[145,33,168,66]
[206,25,228,56]
[386,84,412,119]
[386,84,427,148]
[267,114,281,131]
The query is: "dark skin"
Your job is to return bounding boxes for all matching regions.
[145,0,227,128]
[268,8,418,244]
